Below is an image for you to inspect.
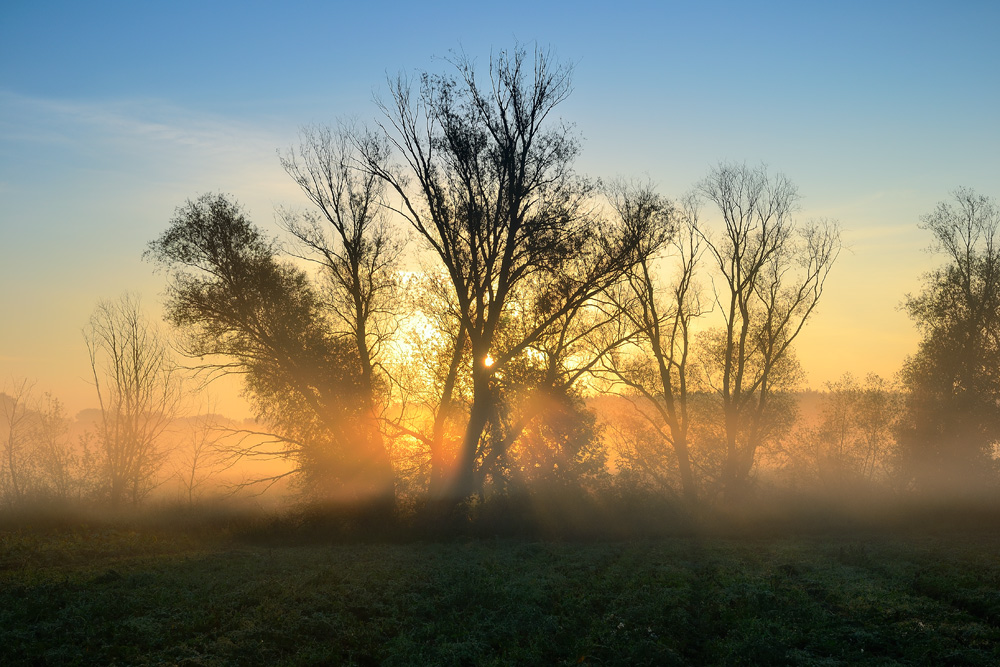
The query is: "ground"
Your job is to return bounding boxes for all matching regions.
[2,513,999,665]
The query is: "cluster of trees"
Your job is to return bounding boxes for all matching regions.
[5,46,997,515]
[1,296,222,509]
[143,47,849,511]
[773,373,903,495]
[1,380,92,506]
[142,47,999,511]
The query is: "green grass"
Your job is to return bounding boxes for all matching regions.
[2,519,1000,665]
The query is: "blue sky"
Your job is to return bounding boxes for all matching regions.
[2,0,999,414]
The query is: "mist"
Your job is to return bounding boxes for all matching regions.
[4,33,1000,665]
[3,49,999,535]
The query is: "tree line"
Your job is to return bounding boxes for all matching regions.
[3,46,998,516]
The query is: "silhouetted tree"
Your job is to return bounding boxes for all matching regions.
[475,291,621,498]
[899,188,1000,492]
[387,270,471,497]
[362,45,663,504]
[147,194,395,503]
[598,184,701,502]
[697,163,841,500]
[503,388,608,496]
[279,125,402,484]
[84,294,180,505]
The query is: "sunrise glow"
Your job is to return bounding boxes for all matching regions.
[2,5,1000,662]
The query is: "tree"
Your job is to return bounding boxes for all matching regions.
[279,125,402,484]
[598,184,701,502]
[388,270,472,497]
[502,387,608,497]
[1,382,94,505]
[697,163,840,500]
[174,402,226,505]
[787,373,901,492]
[32,392,82,502]
[474,291,621,498]
[362,45,663,503]
[147,193,395,503]
[899,188,1000,492]
[84,294,180,505]
[1,378,37,507]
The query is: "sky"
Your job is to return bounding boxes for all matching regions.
[1,0,998,417]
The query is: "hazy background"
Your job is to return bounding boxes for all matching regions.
[2,0,998,417]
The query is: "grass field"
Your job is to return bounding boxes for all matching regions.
[2,511,1000,666]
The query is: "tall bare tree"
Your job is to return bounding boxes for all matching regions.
[697,163,840,500]
[279,125,402,468]
[362,45,662,503]
[84,294,181,505]
[599,185,701,502]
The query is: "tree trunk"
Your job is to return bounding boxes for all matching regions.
[674,437,697,504]
[365,421,396,507]
[444,368,492,504]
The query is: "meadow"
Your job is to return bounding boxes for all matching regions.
[2,506,1000,666]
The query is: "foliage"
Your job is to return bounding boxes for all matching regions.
[146,193,392,501]
[501,390,609,495]
[899,188,1000,491]
[604,395,687,497]
[1,380,39,506]
[2,388,102,508]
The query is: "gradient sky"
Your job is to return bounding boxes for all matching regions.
[2,1,999,416]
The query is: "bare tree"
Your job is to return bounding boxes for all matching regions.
[598,185,702,502]
[84,294,181,505]
[279,125,402,484]
[174,401,226,505]
[1,378,37,507]
[362,45,663,503]
[32,392,81,501]
[697,163,840,500]
[789,373,901,492]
